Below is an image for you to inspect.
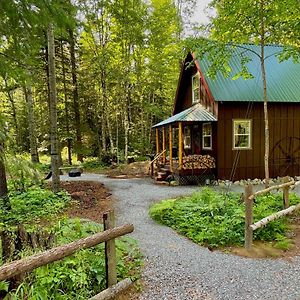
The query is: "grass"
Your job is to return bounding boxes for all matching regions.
[149,187,300,249]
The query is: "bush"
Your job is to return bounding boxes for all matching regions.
[3,219,142,299]
[0,187,70,231]
[150,187,300,248]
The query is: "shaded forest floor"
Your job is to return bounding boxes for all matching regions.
[106,161,150,179]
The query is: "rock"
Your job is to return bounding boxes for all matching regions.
[68,168,82,177]
[234,181,240,185]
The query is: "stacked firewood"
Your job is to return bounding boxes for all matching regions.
[182,154,216,170]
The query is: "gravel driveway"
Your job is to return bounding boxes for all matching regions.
[62,174,300,300]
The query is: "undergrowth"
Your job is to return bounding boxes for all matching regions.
[149,187,300,248]
[1,219,142,299]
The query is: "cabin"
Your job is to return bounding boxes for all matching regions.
[152,44,300,185]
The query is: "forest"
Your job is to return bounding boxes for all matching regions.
[0,0,195,167]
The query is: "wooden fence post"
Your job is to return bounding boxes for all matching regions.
[283,176,290,209]
[103,211,117,289]
[244,184,254,251]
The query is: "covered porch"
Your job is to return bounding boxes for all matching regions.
[152,104,218,184]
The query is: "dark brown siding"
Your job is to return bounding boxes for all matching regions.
[174,54,218,116]
[217,102,300,180]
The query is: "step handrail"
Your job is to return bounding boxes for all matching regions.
[150,149,166,165]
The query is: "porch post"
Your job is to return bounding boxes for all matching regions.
[162,127,166,164]
[169,125,173,172]
[178,122,183,169]
[155,128,159,155]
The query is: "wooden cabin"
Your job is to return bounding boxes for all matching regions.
[152,44,300,184]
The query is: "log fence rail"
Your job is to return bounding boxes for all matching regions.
[0,210,133,300]
[244,177,300,250]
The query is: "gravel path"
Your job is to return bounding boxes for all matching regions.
[62,174,300,300]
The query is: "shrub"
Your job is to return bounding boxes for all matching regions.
[150,187,300,248]
[0,186,70,231]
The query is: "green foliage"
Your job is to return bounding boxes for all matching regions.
[6,155,43,192]
[5,219,142,300]
[150,188,300,248]
[0,186,70,230]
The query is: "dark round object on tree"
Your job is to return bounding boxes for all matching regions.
[68,168,82,177]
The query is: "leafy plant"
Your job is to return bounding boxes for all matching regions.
[150,187,300,248]
[6,155,43,192]
[0,186,70,231]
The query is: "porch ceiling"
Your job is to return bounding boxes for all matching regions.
[152,103,217,128]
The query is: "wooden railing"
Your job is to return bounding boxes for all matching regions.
[0,210,134,300]
[149,149,166,177]
[244,178,300,250]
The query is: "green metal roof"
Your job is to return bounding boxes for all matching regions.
[198,44,300,102]
[152,103,217,128]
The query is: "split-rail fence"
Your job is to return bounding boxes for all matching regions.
[0,210,133,300]
[244,177,300,250]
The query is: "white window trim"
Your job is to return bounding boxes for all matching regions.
[233,119,252,150]
[192,72,200,104]
[202,123,212,150]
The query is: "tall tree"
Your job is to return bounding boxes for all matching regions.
[24,85,40,163]
[47,24,60,192]
[69,29,83,162]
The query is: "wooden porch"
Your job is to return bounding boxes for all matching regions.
[151,122,217,184]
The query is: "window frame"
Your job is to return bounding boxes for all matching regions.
[192,72,200,104]
[232,119,252,150]
[202,122,212,150]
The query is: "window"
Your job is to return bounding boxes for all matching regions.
[184,126,191,149]
[192,73,200,104]
[202,123,212,150]
[233,120,252,149]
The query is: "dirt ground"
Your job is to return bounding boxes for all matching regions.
[61,181,113,223]
[106,161,150,179]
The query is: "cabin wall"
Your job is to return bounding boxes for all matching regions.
[217,102,300,180]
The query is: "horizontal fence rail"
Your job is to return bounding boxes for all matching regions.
[244,178,300,250]
[0,223,134,282]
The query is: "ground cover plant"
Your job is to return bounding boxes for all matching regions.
[149,188,300,248]
[1,219,142,300]
[0,158,142,299]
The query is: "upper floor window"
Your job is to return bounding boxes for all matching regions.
[192,73,200,104]
[233,120,252,149]
[202,123,212,150]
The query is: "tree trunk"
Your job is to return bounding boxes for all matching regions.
[124,105,129,164]
[24,85,39,163]
[260,0,269,188]
[0,142,12,263]
[4,78,19,147]
[0,143,9,206]
[60,40,72,165]
[68,29,83,162]
[47,24,60,193]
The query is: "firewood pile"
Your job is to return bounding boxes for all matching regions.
[182,154,216,169]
